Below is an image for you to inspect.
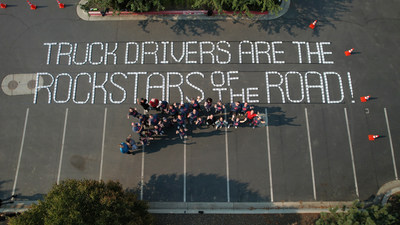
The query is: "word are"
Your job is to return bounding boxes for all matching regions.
[43,41,334,65]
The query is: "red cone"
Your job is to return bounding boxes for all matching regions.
[368,135,379,141]
[309,20,317,29]
[360,96,370,102]
[57,0,64,8]
[0,3,6,8]
[345,48,354,56]
[26,0,36,10]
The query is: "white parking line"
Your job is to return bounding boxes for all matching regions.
[12,108,29,197]
[344,108,359,197]
[183,137,187,202]
[99,108,107,181]
[304,108,317,201]
[265,108,274,202]
[140,144,145,200]
[224,109,230,202]
[384,108,398,180]
[57,108,68,185]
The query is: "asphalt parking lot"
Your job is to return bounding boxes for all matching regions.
[1,0,400,209]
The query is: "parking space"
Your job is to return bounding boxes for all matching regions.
[307,105,358,201]
[58,106,104,181]
[0,106,27,199]
[186,125,228,202]
[142,128,184,202]
[268,104,314,202]
[384,105,400,180]
[348,104,398,200]
[15,106,65,200]
[101,107,142,192]
[228,125,271,202]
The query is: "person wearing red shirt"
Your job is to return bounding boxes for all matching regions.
[241,109,258,124]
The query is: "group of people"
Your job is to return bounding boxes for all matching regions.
[119,97,265,154]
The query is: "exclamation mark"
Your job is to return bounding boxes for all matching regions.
[347,72,355,103]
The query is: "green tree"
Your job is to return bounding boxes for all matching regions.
[316,200,398,225]
[9,179,153,225]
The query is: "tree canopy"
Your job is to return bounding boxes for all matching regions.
[316,199,399,225]
[81,0,282,15]
[9,179,153,225]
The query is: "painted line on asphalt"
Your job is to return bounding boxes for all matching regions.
[99,108,107,181]
[140,142,145,200]
[265,108,274,202]
[304,107,317,201]
[57,108,69,185]
[12,108,29,197]
[384,108,398,180]
[224,109,230,202]
[183,136,187,202]
[344,108,359,197]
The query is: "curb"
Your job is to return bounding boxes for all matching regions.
[0,201,36,214]
[76,0,290,21]
[374,180,400,205]
[148,201,353,214]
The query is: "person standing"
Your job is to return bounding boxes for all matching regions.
[119,135,136,155]
[149,98,160,110]
[204,97,213,114]
[215,117,228,129]
[214,100,225,114]
[137,98,150,113]
[176,127,188,140]
[127,107,141,119]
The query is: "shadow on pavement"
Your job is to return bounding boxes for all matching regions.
[0,180,12,200]
[134,173,269,202]
[265,106,299,126]
[249,0,353,36]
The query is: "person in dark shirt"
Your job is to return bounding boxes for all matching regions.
[137,98,150,113]
[190,97,201,111]
[127,107,141,119]
[138,115,149,127]
[158,100,169,113]
[240,102,253,115]
[187,109,199,124]
[195,117,205,127]
[230,101,242,118]
[176,127,188,140]
[148,114,159,126]
[204,97,213,114]
[206,114,216,127]
[132,122,145,137]
[174,114,186,129]
[214,100,225,114]
[167,104,178,118]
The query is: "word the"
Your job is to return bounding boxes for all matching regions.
[33,70,353,104]
[43,41,334,65]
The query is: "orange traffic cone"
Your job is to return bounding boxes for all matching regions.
[345,48,354,56]
[26,0,36,10]
[309,20,317,29]
[368,135,379,141]
[0,2,6,8]
[56,0,64,8]
[360,96,370,102]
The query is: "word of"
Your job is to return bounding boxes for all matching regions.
[33,71,353,105]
